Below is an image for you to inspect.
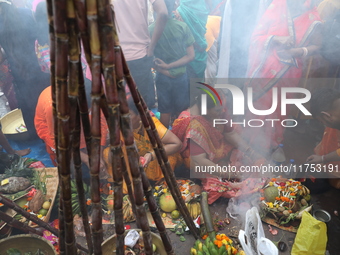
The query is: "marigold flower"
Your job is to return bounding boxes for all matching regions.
[260,197,265,201]
[217,241,223,248]
[163,188,167,193]
[86,199,91,205]
[275,197,280,200]
[191,192,195,197]
[202,235,208,240]
[109,190,113,195]
[27,197,33,201]
[0,203,3,206]
[271,178,277,182]
[222,239,228,245]
[216,234,222,241]
[297,186,302,190]
[290,193,296,196]
[27,209,31,213]
[106,183,111,188]
[37,214,43,218]
[155,186,160,191]
[154,192,158,197]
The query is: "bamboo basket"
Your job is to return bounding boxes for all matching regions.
[0,234,57,254]
[29,167,59,227]
[101,229,166,255]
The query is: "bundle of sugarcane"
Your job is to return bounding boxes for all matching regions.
[45,0,199,253]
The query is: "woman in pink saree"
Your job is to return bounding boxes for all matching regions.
[244,0,322,152]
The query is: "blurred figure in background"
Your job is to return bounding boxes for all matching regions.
[0,0,50,138]
[243,0,322,153]
[175,0,209,80]
[113,0,168,109]
[150,0,195,128]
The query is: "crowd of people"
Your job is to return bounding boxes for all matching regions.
[0,0,340,187]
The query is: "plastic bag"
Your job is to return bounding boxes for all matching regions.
[291,211,327,255]
[124,229,140,248]
[238,207,278,255]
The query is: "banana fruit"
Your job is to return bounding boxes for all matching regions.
[299,185,310,196]
[187,201,201,219]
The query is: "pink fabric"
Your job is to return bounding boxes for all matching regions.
[114,0,155,61]
[32,0,44,12]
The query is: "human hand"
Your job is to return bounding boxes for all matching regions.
[306,154,323,164]
[277,47,302,59]
[147,46,154,57]
[143,152,154,167]
[273,36,294,48]
[154,58,169,69]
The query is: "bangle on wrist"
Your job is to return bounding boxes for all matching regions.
[147,151,154,161]
[302,47,308,57]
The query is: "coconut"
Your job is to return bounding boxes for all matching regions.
[159,192,177,212]
[264,186,279,203]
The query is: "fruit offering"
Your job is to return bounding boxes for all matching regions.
[260,178,312,225]
[154,179,201,203]
[190,233,244,255]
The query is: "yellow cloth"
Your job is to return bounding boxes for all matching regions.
[205,16,221,52]
[104,117,182,193]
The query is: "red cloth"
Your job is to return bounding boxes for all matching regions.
[245,0,321,150]
[202,177,265,204]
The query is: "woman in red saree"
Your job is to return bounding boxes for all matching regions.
[244,0,322,152]
[172,92,266,203]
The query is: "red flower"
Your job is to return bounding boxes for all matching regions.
[27,188,37,197]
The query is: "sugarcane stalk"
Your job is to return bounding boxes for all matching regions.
[97,0,124,253]
[200,192,215,240]
[140,166,175,254]
[120,51,199,239]
[45,0,67,253]
[114,51,153,255]
[0,211,44,236]
[73,0,91,64]
[120,150,139,229]
[53,0,77,253]
[86,0,104,252]
[0,195,89,253]
[72,105,94,254]
[67,9,93,251]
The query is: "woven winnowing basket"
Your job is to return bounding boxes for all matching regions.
[29,167,59,227]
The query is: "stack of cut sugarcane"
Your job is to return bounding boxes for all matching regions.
[40,0,200,254]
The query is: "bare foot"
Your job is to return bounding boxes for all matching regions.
[14,148,31,156]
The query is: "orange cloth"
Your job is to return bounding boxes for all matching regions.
[205,15,221,52]
[104,117,182,193]
[34,86,108,165]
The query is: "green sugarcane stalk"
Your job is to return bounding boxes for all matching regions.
[86,0,104,252]
[120,52,199,239]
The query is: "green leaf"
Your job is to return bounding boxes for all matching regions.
[170,228,176,232]
[179,236,186,242]
[6,248,21,255]
[45,175,54,178]
[175,231,182,235]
